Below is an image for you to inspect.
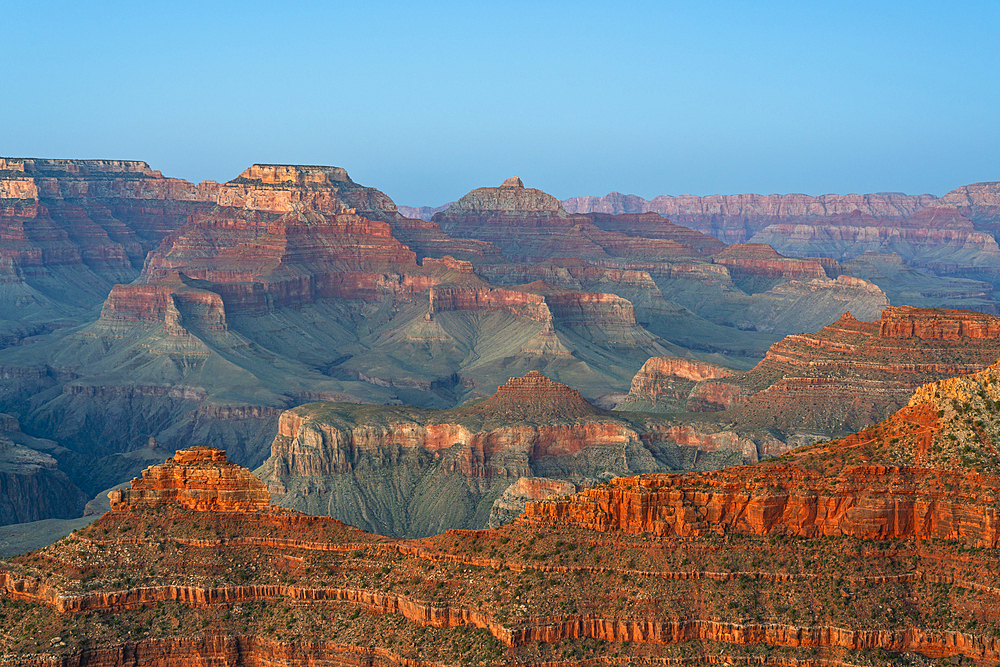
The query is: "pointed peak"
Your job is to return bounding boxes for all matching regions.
[501,176,524,188]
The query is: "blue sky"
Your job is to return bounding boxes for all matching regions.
[3,1,998,205]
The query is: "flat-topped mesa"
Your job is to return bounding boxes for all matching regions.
[217,164,398,216]
[0,157,218,202]
[109,446,271,512]
[880,305,1000,340]
[468,371,603,421]
[234,164,352,187]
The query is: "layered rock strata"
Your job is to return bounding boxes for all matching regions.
[256,372,762,536]
[0,158,216,346]
[7,383,1000,665]
[109,447,271,512]
[563,189,938,244]
[433,177,714,263]
[648,307,1000,438]
[0,431,87,526]
[622,356,742,412]
[526,359,1000,546]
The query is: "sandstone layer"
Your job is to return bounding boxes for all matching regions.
[527,358,1000,546]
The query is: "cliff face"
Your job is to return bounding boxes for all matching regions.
[0,431,87,525]
[8,385,1000,666]
[935,181,1000,227]
[563,189,936,244]
[0,158,216,347]
[256,372,754,537]
[622,356,741,412]
[748,208,1000,272]
[563,187,1000,295]
[526,358,1000,546]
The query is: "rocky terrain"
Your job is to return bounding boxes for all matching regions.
[564,183,1000,296]
[623,306,1000,443]
[5,359,1000,665]
[0,158,215,348]
[0,157,996,538]
[256,371,767,537]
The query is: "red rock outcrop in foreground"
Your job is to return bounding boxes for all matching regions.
[8,380,1000,665]
[109,446,271,512]
[527,360,1000,547]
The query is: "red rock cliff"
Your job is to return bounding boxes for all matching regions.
[109,446,271,512]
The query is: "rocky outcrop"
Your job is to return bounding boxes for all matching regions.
[879,304,1000,340]
[621,356,741,412]
[465,371,601,421]
[487,476,578,528]
[525,359,1000,548]
[711,244,829,281]
[257,373,753,536]
[719,307,1000,435]
[934,181,1000,226]
[10,378,1000,666]
[0,432,87,525]
[0,160,214,276]
[109,447,271,512]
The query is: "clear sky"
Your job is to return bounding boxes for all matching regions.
[3,1,998,205]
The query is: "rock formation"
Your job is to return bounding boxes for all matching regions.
[256,372,763,536]
[562,189,938,244]
[719,307,1000,437]
[6,367,1000,664]
[842,251,998,314]
[563,185,1000,302]
[109,447,271,512]
[0,158,216,347]
[748,208,1000,272]
[619,306,1000,454]
[433,177,716,263]
[0,428,87,525]
[527,358,1000,545]
[622,356,742,412]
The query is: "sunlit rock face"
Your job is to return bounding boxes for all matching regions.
[109,446,271,513]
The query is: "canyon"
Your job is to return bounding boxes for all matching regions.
[256,371,766,537]
[6,359,1000,664]
[2,157,1000,553]
[0,160,918,529]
